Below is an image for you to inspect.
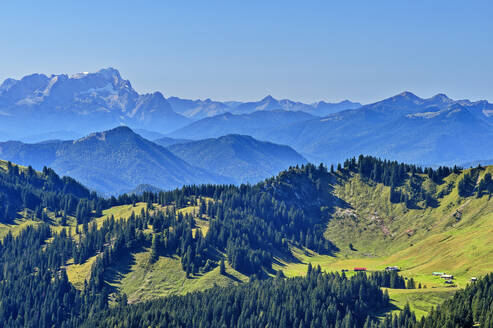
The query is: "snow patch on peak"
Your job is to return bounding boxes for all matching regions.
[42,76,61,96]
[71,72,90,79]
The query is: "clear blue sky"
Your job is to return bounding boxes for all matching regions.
[1,1,492,104]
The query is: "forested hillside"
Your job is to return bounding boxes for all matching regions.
[0,157,493,327]
[0,159,102,223]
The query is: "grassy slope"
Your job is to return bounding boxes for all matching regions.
[63,199,248,303]
[101,199,247,303]
[0,218,40,239]
[0,159,21,171]
[323,167,493,284]
[273,166,493,316]
[106,248,247,304]
[385,288,457,319]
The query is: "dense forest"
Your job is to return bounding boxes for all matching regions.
[81,268,391,328]
[0,162,103,223]
[0,225,103,328]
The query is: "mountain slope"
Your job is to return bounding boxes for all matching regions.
[0,68,190,138]
[319,163,493,289]
[154,136,192,147]
[167,134,307,183]
[0,126,231,194]
[32,158,493,310]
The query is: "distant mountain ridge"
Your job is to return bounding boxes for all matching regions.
[167,97,233,120]
[168,110,317,140]
[169,91,493,166]
[0,68,361,140]
[0,126,232,194]
[166,134,307,183]
[231,95,361,116]
[168,94,361,119]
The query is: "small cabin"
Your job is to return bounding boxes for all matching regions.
[471,277,477,282]
[441,274,453,279]
[432,272,444,276]
[385,266,399,271]
[354,267,367,272]
[444,280,454,284]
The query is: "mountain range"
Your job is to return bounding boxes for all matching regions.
[169,91,493,166]
[0,126,306,194]
[0,68,361,141]
[0,68,191,139]
[2,67,493,169]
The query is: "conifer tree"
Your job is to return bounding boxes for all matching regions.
[220,259,226,275]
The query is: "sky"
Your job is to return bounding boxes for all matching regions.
[0,1,492,104]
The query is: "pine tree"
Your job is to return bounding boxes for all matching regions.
[150,234,159,264]
[220,259,226,275]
